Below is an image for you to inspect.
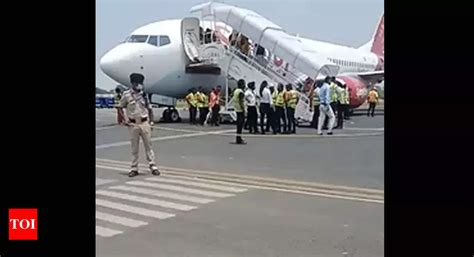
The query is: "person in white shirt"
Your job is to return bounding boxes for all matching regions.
[245,82,259,134]
[258,80,275,134]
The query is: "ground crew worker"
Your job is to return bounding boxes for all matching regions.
[285,83,298,134]
[317,76,336,135]
[274,83,287,134]
[329,77,340,129]
[267,86,277,134]
[117,73,160,177]
[245,82,259,134]
[367,87,379,117]
[233,79,247,144]
[195,87,204,125]
[185,88,197,125]
[336,83,350,129]
[312,82,321,130]
[196,87,209,125]
[114,86,124,124]
[201,88,210,124]
[209,85,221,126]
[259,81,275,134]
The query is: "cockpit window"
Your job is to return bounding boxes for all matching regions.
[148,36,158,46]
[128,35,149,43]
[159,36,171,46]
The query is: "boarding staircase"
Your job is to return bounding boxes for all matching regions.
[215,44,315,124]
[180,17,316,124]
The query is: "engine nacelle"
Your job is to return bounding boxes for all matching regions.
[338,76,368,108]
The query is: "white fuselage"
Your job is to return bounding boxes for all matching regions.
[100,19,379,99]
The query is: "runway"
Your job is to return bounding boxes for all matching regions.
[96,107,384,257]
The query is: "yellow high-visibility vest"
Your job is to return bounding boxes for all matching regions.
[196,92,204,108]
[275,91,285,107]
[232,89,244,112]
[186,92,196,108]
[339,88,349,105]
[287,90,298,109]
[330,83,339,103]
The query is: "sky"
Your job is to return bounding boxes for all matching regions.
[96,0,383,90]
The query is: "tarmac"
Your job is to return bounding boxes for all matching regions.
[96,106,384,257]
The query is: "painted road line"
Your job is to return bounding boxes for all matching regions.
[109,185,215,204]
[146,177,248,193]
[96,159,383,195]
[96,190,197,211]
[96,129,234,149]
[96,178,117,186]
[96,198,175,219]
[96,225,123,237]
[96,211,148,228]
[127,181,235,198]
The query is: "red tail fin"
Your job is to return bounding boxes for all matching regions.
[371,14,384,57]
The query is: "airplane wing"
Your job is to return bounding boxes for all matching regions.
[356,70,384,84]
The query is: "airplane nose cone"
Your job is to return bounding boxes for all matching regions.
[99,50,118,77]
[99,44,146,85]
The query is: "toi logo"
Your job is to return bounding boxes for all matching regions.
[9,208,38,240]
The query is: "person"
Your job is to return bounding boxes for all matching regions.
[185,88,197,125]
[311,82,321,130]
[367,87,379,117]
[204,28,212,44]
[209,85,221,126]
[255,44,266,67]
[317,76,336,135]
[195,87,203,125]
[245,82,259,134]
[345,87,352,120]
[259,81,274,134]
[336,83,350,129]
[199,27,204,44]
[274,83,287,134]
[238,35,250,61]
[233,79,247,144]
[114,86,124,124]
[267,86,277,134]
[285,83,298,134]
[196,87,209,125]
[117,73,160,177]
[329,77,340,129]
[229,31,238,47]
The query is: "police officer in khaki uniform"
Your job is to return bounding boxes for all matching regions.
[118,73,160,177]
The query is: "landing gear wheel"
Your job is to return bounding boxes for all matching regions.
[170,109,181,122]
[162,109,171,122]
[161,108,181,123]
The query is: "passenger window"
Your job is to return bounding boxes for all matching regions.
[148,36,158,46]
[160,36,171,46]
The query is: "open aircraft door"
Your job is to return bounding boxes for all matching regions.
[181,17,201,63]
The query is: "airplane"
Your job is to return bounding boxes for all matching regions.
[100,2,384,122]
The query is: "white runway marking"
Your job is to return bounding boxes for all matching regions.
[96,129,234,149]
[128,181,235,198]
[96,225,123,237]
[343,127,384,131]
[96,125,120,131]
[96,199,175,219]
[146,177,248,193]
[96,190,197,211]
[110,185,215,204]
[96,178,117,186]
[96,211,148,227]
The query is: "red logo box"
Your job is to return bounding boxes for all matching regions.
[9,208,38,240]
